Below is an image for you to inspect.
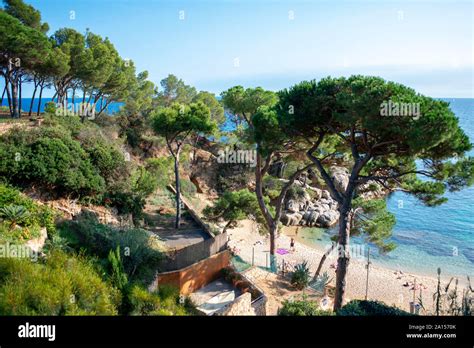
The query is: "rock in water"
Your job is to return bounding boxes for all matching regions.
[317,210,340,227]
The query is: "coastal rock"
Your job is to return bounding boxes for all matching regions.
[281,212,303,226]
[286,200,300,213]
[312,187,322,200]
[358,181,387,199]
[321,190,331,199]
[317,210,339,227]
[303,210,320,226]
[330,166,349,193]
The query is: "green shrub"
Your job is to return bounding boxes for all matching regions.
[127,284,189,316]
[44,101,57,114]
[59,214,164,284]
[105,191,146,223]
[180,178,197,197]
[336,300,413,316]
[0,116,131,205]
[0,130,105,197]
[131,166,158,197]
[291,261,310,290]
[287,185,306,201]
[145,157,173,189]
[108,246,128,291]
[278,296,332,316]
[85,142,127,183]
[0,250,120,315]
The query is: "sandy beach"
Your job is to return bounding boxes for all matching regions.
[226,220,452,314]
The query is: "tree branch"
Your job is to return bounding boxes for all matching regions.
[306,132,345,204]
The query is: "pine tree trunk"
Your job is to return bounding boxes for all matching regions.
[29,83,38,116]
[313,242,336,281]
[174,150,181,229]
[269,222,277,271]
[18,76,22,118]
[5,78,12,115]
[10,77,19,118]
[333,200,352,311]
[222,220,233,234]
[36,83,44,116]
[255,152,279,272]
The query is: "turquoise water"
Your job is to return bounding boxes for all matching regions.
[296,98,474,279]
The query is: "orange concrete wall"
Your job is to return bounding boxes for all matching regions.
[156,270,181,289]
[157,250,231,295]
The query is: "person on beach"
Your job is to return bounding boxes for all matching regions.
[290,238,295,252]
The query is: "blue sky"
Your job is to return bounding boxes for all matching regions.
[27,0,474,97]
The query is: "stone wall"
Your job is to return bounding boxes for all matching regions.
[214,292,267,316]
[214,292,254,316]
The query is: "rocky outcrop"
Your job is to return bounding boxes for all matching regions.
[357,181,388,199]
[280,165,391,228]
[282,189,340,228]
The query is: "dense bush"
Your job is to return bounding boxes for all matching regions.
[105,191,146,223]
[131,166,159,197]
[180,178,197,197]
[59,214,164,284]
[127,284,192,316]
[216,162,254,193]
[0,121,108,197]
[278,296,332,316]
[145,157,173,189]
[336,300,412,316]
[0,114,135,197]
[286,185,307,201]
[84,141,127,183]
[0,250,120,315]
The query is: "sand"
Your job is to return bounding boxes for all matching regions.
[226,220,450,314]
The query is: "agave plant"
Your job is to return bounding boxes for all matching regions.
[291,260,311,290]
[309,271,333,294]
[0,205,30,230]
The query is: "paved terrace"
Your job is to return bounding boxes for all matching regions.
[190,278,242,315]
[152,227,211,249]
